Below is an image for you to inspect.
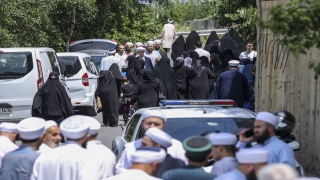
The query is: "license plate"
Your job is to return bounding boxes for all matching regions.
[0,108,11,114]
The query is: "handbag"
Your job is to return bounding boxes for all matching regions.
[97,96,102,110]
[156,79,166,101]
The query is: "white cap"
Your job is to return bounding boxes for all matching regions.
[168,19,173,23]
[0,123,18,133]
[136,47,146,52]
[135,42,143,47]
[208,132,237,145]
[125,42,133,47]
[107,49,116,55]
[60,115,90,140]
[154,40,162,44]
[256,112,279,127]
[236,148,269,164]
[18,117,46,140]
[146,41,155,45]
[45,120,58,130]
[145,127,172,148]
[228,60,240,67]
[141,109,167,123]
[87,117,101,135]
[131,147,166,164]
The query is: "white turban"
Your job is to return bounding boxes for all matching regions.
[136,47,146,52]
[0,123,18,133]
[131,147,166,164]
[18,117,46,140]
[141,109,167,123]
[145,127,172,148]
[60,115,90,140]
[125,42,133,47]
[45,120,58,130]
[135,42,143,47]
[154,40,162,44]
[236,148,269,164]
[168,19,173,23]
[256,112,279,127]
[107,49,116,55]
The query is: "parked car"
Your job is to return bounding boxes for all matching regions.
[76,49,109,70]
[112,99,305,176]
[0,48,62,122]
[57,52,99,116]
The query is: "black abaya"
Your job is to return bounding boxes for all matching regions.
[152,58,177,100]
[205,31,219,46]
[109,63,123,96]
[32,72,74,123]
[171,35,186,61]
[126,58,145,89]
[200,56,215,94]
[126,55,136,72]
[96,70,119,126]
[130,71,166,109]
[185,31,200,51]
[174,58,190,99]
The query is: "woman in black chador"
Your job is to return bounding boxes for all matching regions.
[32,72,74,123]
[96,69,120,127]
[126,58,145,89]
[174,57,190,99]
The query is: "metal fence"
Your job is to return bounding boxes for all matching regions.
[175,29,228,38]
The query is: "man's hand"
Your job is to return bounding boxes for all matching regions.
[239,129,254,143]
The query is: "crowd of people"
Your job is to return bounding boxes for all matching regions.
[0,109,318,180]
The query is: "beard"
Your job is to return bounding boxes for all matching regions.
[254,129,271,144]
[46,141,60,148]
[246,169,257,180]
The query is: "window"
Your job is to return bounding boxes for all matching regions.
[83,57,98,75]
[47,52,60,73]
[57,56,82,78]
[0,52,33,79]
[124,114,141,142]
[69,40,116,52]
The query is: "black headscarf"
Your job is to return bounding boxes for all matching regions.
[109,63,122,95]
[152,58,177,99]
[127,58,145,86]
[171,35,186,61]
[99,70,114,85]
[182,52,188,59]
[188,50,200,63]
[223,37,235,50]
[142,70,158,89]
[190,60,205,78]
[200,56,213,72]
[221,49,237,61]
[126,55,136,72]
[205,31,219,46]
[174,57,185,73]
[185,31,200,51]
[210,53,222,70]
[32,72,74,118]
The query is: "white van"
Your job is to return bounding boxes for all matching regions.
[0,48,62,122]
[57,52,99,116]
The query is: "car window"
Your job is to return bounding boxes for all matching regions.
[83,57,98,75]
[0,52,33,79]
[88,58,99,75]
[164,118,255,142]
[124,114,142,142]
[90,55,107,69]
[57,56,82,78]
[46,51,60,74]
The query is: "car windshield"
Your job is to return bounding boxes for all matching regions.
[0,52,33,79]
[57,56,82,78]
[164,117,255,142]
[69,41,116,52]
[90,55,106,69]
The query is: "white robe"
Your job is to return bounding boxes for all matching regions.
[31,141,99,180]
[38,143,52,153]
[0,136,18,168]
[104,169,162,180]
[160,23,176,48]
[115,138,187,175]
[86,140,116,179]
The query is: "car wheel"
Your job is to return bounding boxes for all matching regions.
[87,98,98,116]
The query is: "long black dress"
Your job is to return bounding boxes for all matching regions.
[126,55,136,73]
[171,35,186,61]
[130,71,166,109]
[109,63,123,96]
[126,58,145,89]
[187,52,216,99]
[185,31,200,51]
[32,72,74,123]
[200,56,215,94]
[96,70,119,126]
[174,58,190,99]
[152,58,177,100]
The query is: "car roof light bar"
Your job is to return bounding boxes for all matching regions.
[159,100,236,107]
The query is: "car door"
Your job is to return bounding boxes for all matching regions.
[82,57,99,95]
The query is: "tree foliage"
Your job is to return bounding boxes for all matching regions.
[260,0,320,74]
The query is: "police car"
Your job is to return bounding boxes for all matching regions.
[111,100,305,176]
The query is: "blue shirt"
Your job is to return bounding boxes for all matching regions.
[214,169,246,180]
[236,136,296,168]
[211,157,238,176]
[0,144,40,180]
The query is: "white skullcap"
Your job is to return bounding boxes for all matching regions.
[60,115,90,140]
[228,60,240,67]
[236,148,269,164]
[168,19,173,23]
[145,127,172,148]
[125,42,133,47]
[141,109,167,123]
[107,49,116,55]
[146,41,155,45]
[87,117,101,135]
[154,40,162,44]
[136,47,146,52]
[0,58,6,63]
[18,117,46,140]
[135,42,143,47]
[208,132,237,145]
[0,122,18,133]
[131,147,166,164]
[45,120,58,130]
[256,112,279,127]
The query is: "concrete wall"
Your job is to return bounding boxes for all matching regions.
[256,0,320,175]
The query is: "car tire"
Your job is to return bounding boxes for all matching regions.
[87,98,98,116]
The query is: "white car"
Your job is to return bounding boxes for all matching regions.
[57,52,99,116]
[0,48,62,122]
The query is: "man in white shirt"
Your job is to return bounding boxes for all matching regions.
[100,49,122,72]
[125,42,134,56]
[115,45,128,70]
[86,116,116,179]
[38,120,61,153]
[194,40,210,60]
[239,42,257,61]
[0,123,18,167]
[160,19,177,52]
[144,41,162,67]
[31,115,99,180]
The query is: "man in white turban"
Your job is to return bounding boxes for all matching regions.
[159,19,177,52]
